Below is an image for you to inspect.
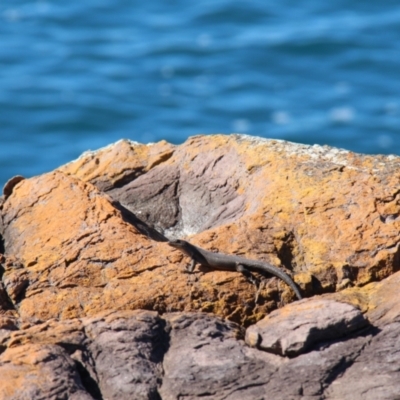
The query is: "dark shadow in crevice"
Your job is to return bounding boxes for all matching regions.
[13,280,29,305]
[309,323,381,363]
[103,170,145,191]
[310,275,325,295]
[276,231,296,272]
[151,316,171,400]
[74,359,103,400]
[0,234,4,255]
[60,343,104,400]
[0,255,27,310]
[0,271,16,315]
[0,269,18,313]
[111,200,169,243]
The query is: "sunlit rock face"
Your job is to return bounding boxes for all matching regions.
[0,134,400,399]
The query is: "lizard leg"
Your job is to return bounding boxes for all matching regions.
[186,258,196,273]
[236,263,259,286]
[236,263,261,303]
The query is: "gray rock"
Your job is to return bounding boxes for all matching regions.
[108,147,246,237]
[0,298,399,400]
[84,310,167,400]
[263,330,372,399]
[324,322,400,400]
[159,312,280,400]
[246,298,368,357]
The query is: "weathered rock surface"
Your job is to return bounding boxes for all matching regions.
[0,291,399,400]
[84,310,167,400]
[0,134,399,399]
[0,343,93,400]
[245,298,368,357]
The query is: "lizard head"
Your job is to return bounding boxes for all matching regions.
[168,239,188,249]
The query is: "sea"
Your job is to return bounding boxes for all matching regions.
[1,1,400,188]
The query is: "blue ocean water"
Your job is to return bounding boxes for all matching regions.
[1,1,400,188]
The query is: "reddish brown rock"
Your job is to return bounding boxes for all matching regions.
[1,171,176,323]
[1,135,400,326]
[353,267,400,325]
[0,170,291,326]
[61,135,400,293]
[0,134,400,399]
[0,343,92,400]
[58,139,175,192]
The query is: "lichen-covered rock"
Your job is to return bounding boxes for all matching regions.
[2,135,400,324]
[0,171,175,322]
[0,134,400,399]
[59,135,400,294]
[0,169,290,325]
[0,343,93,400]
[58,139,175,192]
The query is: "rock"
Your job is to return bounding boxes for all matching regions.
[0,310,168,400]
[362,268,400,325]
[2,175,25,199]
[59,135,400,294]
[245,298,368,357]
[0,343,93,400]
[1,171,175,322]
[84,310,167,400]
[2,135,400,325]
[0,168,290,325]
[324,321,400,400]
[0,292,397,399]
[58,139,175,192]
[0,134,400,399]
[159,312,278,400]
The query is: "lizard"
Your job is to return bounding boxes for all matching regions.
[168,239,302,300]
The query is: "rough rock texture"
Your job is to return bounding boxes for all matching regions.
[0,134,400,399]
[84,310,167,400]
[60,135,400,291]
[0,343,93,400]
[0,171,176,323]
[245,298,368,357]
[0,291,399,400]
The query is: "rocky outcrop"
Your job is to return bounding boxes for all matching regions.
[245,298,368,357]
[0,134,399,399]
[0,294,399,399]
